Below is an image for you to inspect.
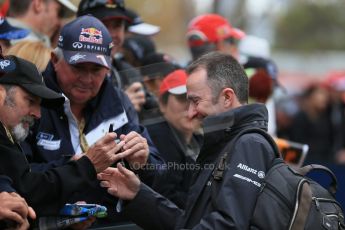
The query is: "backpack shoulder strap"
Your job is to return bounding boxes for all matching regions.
[212,128,280,181]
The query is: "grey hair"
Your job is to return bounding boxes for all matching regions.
[2,84,17,107]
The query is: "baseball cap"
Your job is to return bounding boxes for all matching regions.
[57,0,77,18]
[57,15,113,68]
[122,35,156,62]
[77,0,130,22]
[187,14,245,47]
[140,52,179,79]
[159,69,187,96]
[0,55,64,108]
[0,17,29,40]
[126,8,160,36]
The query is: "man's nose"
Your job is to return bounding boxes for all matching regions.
[31,105,41,119]
[188,104,198,119]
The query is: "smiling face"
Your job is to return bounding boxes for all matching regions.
[186,68,225,122]
[52,55,109,106]
[0,85,41,142]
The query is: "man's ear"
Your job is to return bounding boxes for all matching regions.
[32,0,45,14]
[158,98,167,114]
[51,52,59,65]
[221,88,235,108]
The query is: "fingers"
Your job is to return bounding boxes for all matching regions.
[117,162,134,177]
[96,132,117,146]
[28,206,36,220]
[107,187,118,197]
[121,132,148,152]
[0,210,25,226]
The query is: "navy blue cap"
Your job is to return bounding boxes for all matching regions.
[57,15,113,68]
[0,17,29,40]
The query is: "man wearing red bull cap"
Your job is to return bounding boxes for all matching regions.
[186,13,245,61]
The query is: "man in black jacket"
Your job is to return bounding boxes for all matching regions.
[0,55,128,217]
[98,52,276,229]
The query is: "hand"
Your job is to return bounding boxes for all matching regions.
[125,82,146,112]
[0,192,36,230]
[120,132,149,169]
[85,132,130,173]
[98,163,140,200]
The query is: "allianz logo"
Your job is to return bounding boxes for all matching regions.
[237,163,265,179]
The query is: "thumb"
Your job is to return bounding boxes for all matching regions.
[117,162,132,177]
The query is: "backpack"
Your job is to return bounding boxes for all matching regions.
[212,128,345,230]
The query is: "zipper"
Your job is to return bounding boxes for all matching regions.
[288,179,308,230]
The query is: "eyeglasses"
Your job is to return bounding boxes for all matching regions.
[79,0,125,13]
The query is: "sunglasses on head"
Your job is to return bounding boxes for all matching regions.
[79,0,125,12]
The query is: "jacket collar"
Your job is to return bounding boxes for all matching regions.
[197,103,268,162]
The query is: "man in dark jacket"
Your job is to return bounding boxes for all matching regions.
[0,55,125,217]
[21,15,163,226]
[98,52,276,229]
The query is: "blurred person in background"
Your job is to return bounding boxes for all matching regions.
[124,8,160,38]
[324,71,345,164]
[285,83,333,164]
[7,0,77,47]
[121,34,156,68]
[0,16,28,53]
[146,69,202,209]
[186,13,245,61]
[243,56,279,136]
[140,52,180,98]
[77,0,149,114]
[6,40,52,72]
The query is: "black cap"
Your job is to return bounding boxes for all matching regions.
[122,35,156,62]
[0,56,64,108]
[77,0,130,22]
[140,53,180,79]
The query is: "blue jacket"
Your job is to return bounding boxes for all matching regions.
[21,62,164,217]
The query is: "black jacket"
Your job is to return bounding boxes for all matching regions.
[123,103,276,229]
[0,175,15,192]
[146,120,202,208]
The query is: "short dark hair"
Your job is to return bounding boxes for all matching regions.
[8,0,31,16]
[186,51,248,104]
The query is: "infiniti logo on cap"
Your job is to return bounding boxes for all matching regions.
[72,42,83,49]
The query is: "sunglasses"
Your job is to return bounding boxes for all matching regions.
[79,0,125,12]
